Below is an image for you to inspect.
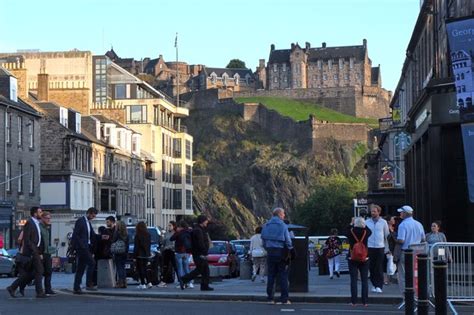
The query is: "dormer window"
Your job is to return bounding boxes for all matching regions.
[75,112,81,133]
[211,73,217,84]
[60,107,68,128]
[234,73,240,85]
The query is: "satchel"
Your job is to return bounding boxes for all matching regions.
[15,253,32,269]
[386,253,397,275]
[110,239,127,254]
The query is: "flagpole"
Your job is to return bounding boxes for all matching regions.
[175,32,179,107]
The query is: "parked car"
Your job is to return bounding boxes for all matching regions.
[125,226,162,280]
[230,239,250,254]
[0,248,15,277]
[234,244,247,261]
[190,241,240,278]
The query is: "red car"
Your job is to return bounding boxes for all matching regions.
[190,241,240,278]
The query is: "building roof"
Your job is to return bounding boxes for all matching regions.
[0,67,13,76]
[0,95,41,117]
[268,45,366,63]
[203,67,252,77]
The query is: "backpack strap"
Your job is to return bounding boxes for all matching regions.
[351,229,366,243]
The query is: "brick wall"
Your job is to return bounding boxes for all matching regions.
[89,108,126,124]
[48,89,90,115]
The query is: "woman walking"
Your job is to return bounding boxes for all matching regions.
[347,217,372,307]
[134,221,151,289]
[171,220,194,288]
[325,228,342,279]
[249,226,267,283]
[113,221,128,288]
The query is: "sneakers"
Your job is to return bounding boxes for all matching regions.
[6,286,16,298]
[137,284,147,290]
[375,287,383,293]
[329,276,333,279]
[276,300,291,305]
[157,281,167,288]
[266,300,275,305]
[336,271,340,278]
[371,287,377,293]
[147,283,153,289]
[200,286,214,291]
[188,282,194,289]
[85,286,98,291]
[251,274,257,282]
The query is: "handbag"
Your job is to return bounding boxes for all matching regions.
[251,248,266,258]
[110,239,127,254]
[15,253,33,269]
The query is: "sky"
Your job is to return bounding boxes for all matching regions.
[0,0,421,92]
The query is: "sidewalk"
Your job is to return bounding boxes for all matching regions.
[63,268,404,304]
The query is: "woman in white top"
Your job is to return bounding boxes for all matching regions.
[249,226,267,283]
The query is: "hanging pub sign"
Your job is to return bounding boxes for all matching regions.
[379,117,393,132]
[392,100,401,125]
[379,165,395,189]
[447,17,474,203]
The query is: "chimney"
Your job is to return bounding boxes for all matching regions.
[363,38,367,48]
[305,42,311,50]
[37,73,49,102]
[322,42,326,48]
[159,54,163,59]
[291,43,295,50]
[270,44,275,51]
[259,59,265,68]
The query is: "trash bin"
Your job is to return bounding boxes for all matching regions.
[240,259,252,280]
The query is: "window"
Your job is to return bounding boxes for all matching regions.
[60,107,68,127]
[172,189,182,209]
[173,138,182,158]
[29,165,34,194]
[186,190,192,209]
[334,74,338,81]
[345,74,349,80]
[350,58,354,69]
[28,120,34,148]
[6,113,11,144]
[185,140,191,159]
[328,60,332,69]
[339,59,344,69]
[273,77,278,83]
[115,84,126,99]
[186,165,192,184]
[323,74,327,81]
[18,163,23,193]
[127,105,147,124]
[173,164,182,184]
[318,60,322,69]
[282,64,286,72]
[17,116,22,146]
[273,64,278,72]
[5,161,11,192]
[94,57,108,104]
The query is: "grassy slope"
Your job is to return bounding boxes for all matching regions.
[235,96,378,125]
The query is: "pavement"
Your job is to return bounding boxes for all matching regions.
[0,267,404,304]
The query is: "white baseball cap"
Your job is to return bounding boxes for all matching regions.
[397,205,414,213]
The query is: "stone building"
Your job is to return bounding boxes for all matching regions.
[0,67,41,248]
[188,67,255,95]
[246,40,392,119]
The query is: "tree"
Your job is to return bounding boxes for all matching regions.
[226,59,246,69]
[293,174,367,235]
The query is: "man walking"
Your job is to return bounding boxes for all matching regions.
[396,205,425,294]
[7,207,47,298]
[365,204,389,293]
[180,215,213,291]
[72,207,98,294]
[40,211,56,295]
[261,208,293,305]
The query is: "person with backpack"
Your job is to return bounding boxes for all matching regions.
[346,217,372,307]
[171,220,194,288]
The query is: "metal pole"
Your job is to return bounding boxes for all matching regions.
[433,261,447,315]
[175,32,179,107]
[417,254,429,315]
[405,249,415,315]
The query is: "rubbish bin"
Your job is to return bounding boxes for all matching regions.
[240,259,252,280]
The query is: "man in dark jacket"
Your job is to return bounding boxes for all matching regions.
[72,207,98,294]
[179,215,213,291]
[7,207,47,298]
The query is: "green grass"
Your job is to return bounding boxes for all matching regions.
[235,96,378,125]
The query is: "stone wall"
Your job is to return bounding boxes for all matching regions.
[48,89,90,115]
[90,108,125,123]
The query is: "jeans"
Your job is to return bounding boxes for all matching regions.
[368,247,385,289]
[11,254,44,294]
[328,255,340,277]
[43,253,53,292]
[114,254,127,281]
[74,248,95,291]
[266,248,289,303]
[349,259,369,305]
[397,252,406,295]
[175,253,191,280]
[181,255,210,289]
[136,258,148,285]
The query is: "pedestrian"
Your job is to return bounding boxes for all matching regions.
[112,221,128,288]
[158,221,177,287]
[179,215,214,291]
[171,220,194,288]
[396,205,425,294]
[325,228,342,279]
[425,220,447,245]
[39,211,56,295]
[134,221,152,289]
[72,207,98,294]
[347,217,372,307]
[250,226,267,283]
[7,207,47,298]
[383,216,398,285]
[365,204,389,293]
[261,208,294,305]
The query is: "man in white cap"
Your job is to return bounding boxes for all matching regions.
[396,205,425,294]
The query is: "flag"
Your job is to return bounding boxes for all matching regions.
[174,33,178,48]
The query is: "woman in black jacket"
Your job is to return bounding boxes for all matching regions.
[134,222,151,289]
[112,221,129,288]
[346,217,372,307]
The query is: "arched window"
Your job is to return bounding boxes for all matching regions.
[458,98,465,108]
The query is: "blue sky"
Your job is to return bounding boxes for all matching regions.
[0,0,420,91]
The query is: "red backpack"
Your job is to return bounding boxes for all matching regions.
[350,229,368,262]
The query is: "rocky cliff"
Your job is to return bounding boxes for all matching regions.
[184,108,368,239]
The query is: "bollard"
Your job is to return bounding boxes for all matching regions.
[404,249,415,315]
[433,261,447,315]
[417,254,429,315]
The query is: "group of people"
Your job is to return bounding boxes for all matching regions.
[7,207,56,298]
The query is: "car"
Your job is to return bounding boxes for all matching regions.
[190,241,240,278]
[230,239,250,254]
[125,226,162,280]
[0,248,15,277]
[234,244,247,260]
